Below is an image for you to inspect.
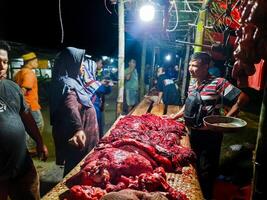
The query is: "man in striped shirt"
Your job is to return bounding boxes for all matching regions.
[171,52,249,199]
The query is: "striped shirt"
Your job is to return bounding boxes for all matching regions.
[82,57,101,99]
[188,76,241,115]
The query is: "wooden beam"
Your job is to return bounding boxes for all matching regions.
[150,103,165,116]
[116,0,125,116]
[131,98,153,116]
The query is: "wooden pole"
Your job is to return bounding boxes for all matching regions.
[176,40,212,48]
[177,57,182,83]
[181,33,191,103]
[140,37,147,98]
[151,46,159,89]
[116,0,125,116]
[193,0,210,53]
[194,11,206,53]
[251,86,267,199]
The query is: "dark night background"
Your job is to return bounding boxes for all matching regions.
[1,0,143,59]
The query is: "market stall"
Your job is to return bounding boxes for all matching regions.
[42,97,203,200]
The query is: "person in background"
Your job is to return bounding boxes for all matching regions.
[125,58,139,112]
[0,40,48,200]
[156,66,182,106]
[144,64,152,94]
[82,56,112,138]
[95,57,104,81]
[14,52,44,153]
[170,52,249,199]
[50,47,99,176]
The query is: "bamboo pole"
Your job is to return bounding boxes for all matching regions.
[177,57,182,83]
[140,37,147,98]
[176,40,212,48]
[193,0,211,52]
[116,0,125,116]
[181,33,191,103]
[151,46,159,89]
[251,86,267,199]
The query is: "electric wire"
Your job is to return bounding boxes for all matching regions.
[59,0,64,43]
[166,0,179,32]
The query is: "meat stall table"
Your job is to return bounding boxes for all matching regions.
[42,98,204,200]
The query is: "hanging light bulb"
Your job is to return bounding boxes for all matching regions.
[139,4,155,22]
[165,54,171,61]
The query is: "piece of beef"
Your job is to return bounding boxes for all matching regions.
[103,138,196,173]
[66,114,192,200]
[68,185,106,200]
[112,114,185,135]
[67,148,188,200]
[232,0,267,84]
[99,114,195,173]
[170,146,196,172]
[67,148,154,188]
[106,138,173,171]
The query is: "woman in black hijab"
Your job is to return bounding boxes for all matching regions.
[50,47,99,175]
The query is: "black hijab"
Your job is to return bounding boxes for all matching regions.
[50,47,92,125]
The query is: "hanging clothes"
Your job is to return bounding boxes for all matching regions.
[248,60,267,90]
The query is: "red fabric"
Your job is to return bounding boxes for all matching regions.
[211,32,236,47]
[213,181,239,200]
[248,60,267,90]
[204,32,237,60]
[213,181,251,200]
[234,185,251,200]
[217,1,241,29]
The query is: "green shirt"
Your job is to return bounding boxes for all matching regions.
[125,68,138,90]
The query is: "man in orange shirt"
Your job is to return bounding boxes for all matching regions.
[14,52,44,151]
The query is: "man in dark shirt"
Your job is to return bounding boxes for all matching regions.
[156,67,181,105]
[0,40,48,200]
[144,64,152,93]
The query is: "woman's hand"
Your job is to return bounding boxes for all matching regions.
[68,130,86,149]
[36,144,49,161]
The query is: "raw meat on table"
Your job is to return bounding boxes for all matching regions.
[66,114,193,200]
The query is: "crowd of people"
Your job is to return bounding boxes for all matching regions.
[0,40,249,200]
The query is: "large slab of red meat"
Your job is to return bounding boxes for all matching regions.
[100,114,195,173]
[66,114,194,200]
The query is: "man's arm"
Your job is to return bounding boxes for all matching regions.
[125,67,134,80]
[20,110,48,161]
[226,92,249,117]
[20,71,35,95]
[170,105,185,120]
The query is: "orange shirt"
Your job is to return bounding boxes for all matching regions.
[14,68,41,111]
